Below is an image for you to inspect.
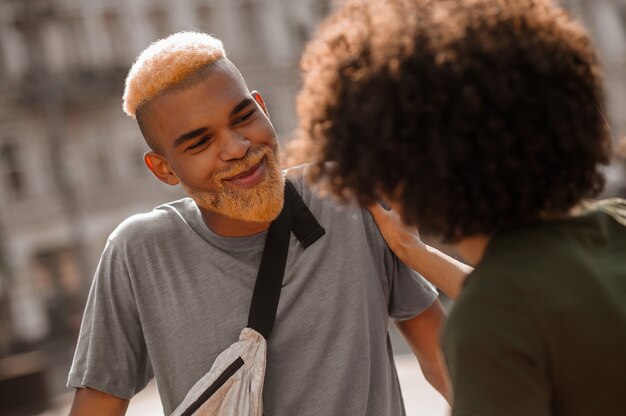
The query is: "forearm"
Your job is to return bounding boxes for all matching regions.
[397,300,451,403]
[397,243,471,300]
[418,350,452,404]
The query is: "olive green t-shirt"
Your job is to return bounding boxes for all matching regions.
[443,203,626,416]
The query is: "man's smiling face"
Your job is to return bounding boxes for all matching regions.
[138,59,284,223]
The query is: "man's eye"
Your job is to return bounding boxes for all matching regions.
[187,136,211,151]
[235,110,256,124]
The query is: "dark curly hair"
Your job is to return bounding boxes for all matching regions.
[297,0,611,241]
[298,0,610,241]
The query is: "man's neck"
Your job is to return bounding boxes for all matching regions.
[199,207,271,237]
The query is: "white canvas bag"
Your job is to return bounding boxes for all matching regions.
[171,328,266,416]
[171,180,325,416]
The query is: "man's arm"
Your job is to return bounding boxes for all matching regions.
[396,299,451,403]
[370,204,472,299]
[69,388,129,416]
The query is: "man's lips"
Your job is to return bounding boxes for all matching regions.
[223,157,267,188]
[227,160,262,181]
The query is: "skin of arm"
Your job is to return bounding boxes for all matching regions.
[369,204,473,300]
[396,299,452,403]
[69,388,130,416]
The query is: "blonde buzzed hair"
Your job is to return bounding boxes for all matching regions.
[122,31,227,119]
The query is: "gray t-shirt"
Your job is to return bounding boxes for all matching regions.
[68,165,438,415]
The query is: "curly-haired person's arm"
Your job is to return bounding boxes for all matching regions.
[369,203,472,300]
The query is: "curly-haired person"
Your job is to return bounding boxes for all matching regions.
[297,0,626,415]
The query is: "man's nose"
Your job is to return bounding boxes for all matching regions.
[219,131,250,161]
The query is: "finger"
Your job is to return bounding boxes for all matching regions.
[368,202,397,227]
[378,199,392,211]
[369,202,420,234]
[368,202,387,222]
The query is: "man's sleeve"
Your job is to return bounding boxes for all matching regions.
[365,209,439,320]
[67,238,153,399]
[386,250,439,320]
[443,281,551,416]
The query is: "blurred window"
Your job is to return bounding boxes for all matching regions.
[92,146,112,185]
[288,19,309,51]
[102,9,128,62]
[32,247,82,340]
[318,0,333,19]
[618,2,626,39]
[148,5,170,40]
[591,1,626,57]
[132,146,148,176]
[0,142,27,200]
[65,14,89,69]
[0,34,6,78]
[195,3,216,34]
[240,0,265,60]
[285,1,317,51]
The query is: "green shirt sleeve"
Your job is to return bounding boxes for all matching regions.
[443,277,552,416]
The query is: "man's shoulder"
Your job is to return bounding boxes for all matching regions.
[284,164,392,258]
[109,197,195,244]
[283,163,315,196]
[284,164,381,232]
[284,163,361,214]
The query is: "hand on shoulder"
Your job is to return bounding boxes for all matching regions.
[368,203,472,300]
[368,202,426,260]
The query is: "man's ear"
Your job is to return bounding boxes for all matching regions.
[144,151,180,186]
[251,90,269,118]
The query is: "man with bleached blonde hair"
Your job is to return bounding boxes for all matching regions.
[66,32,459,415]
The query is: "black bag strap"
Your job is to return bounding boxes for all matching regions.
[288,180,326,248]
[247,179,325,338]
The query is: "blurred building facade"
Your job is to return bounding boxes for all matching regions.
[0,0,332,358]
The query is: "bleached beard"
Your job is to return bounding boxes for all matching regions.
[181,145,285,223]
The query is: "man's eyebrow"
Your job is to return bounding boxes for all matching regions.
[230,97,254,117]
[174,127,208,148]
